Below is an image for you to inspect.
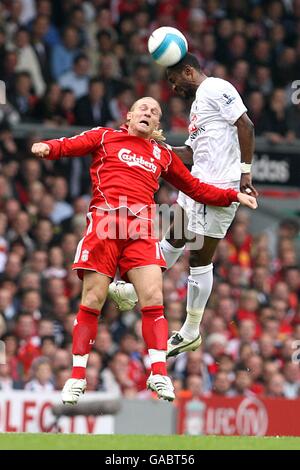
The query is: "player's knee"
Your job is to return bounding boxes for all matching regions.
[82,285,106,309]
[139,287,163,308]
[189,251,211,267]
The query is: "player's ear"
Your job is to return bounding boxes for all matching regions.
[127,111,132,122]
[184,65,193,77]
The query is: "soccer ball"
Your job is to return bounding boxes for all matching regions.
[148,27,188,67]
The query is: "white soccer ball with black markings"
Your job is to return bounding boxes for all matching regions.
[148,27,188,67]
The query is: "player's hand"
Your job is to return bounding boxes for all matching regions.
[240,173,258,197]
[237,192,258,209]
[31,142,50,159]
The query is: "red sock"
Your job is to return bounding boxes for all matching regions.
[141,305,168,376]
[71,304,100,379]
[152,361,167,376]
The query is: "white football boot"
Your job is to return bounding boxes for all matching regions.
[108,281,138,311]
[146,374,175,402]
[61,378,87,405]
[167,331,202,358]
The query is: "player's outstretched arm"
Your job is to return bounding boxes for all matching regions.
[31,127,107,160]
[235,113,258,197]
[162,151,257,209]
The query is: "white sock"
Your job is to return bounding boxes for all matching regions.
[73,354,89,367]
[159,238,185,269]
[148,349,166,364]
[180,264,213,341]
[148,349,167,376]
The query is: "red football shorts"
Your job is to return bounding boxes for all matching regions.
[73,209,166,280]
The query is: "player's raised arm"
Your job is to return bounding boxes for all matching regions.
[235,113,258,197]
[162,151,257,209]
[31,127,107,160]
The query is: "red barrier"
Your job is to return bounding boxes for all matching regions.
[177,396,300,436]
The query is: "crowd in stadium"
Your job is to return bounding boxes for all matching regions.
[0,0,300,400]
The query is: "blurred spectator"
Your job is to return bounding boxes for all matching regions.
[58,54,90,99]
[184,374,204,399]
[229,60,249,96]
[40,335,57,360]
[282,361,300,399]
[86,366,101,391]
[101,351,136,396]
[34,83,61,123]
[54,367,71,390]
[227,319,258,360]
[15,27,46,97]
[0,213,8,273]
[9,71,38,121]
[32,2,60,45]
[0,363,23,390]
[43,246,67,279]
[25,356,54,391]
[263,89,294,143]
[68,6,88,48]
[166,97,189,133]
[250,66,273,96]
[52,348,71,371]
[31,14,53,84]
[50,176,73,224]
[0,50,18,96]
[247,91,269,136]
[15,313,40,377]
[210,371,234,397]
[75,78,113,127]
[109,86,135,126]
[232,367,255,397]
[98,54,124,100]
[265,372,285,397]
[0,287,16,322]
[51,26,80,80]
[56,89,76,125]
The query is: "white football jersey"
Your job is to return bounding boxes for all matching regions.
[185,77,247,183]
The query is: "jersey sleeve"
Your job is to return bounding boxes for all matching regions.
[161,149,238,207]
[43,126,109,160]
[210,80,247,125]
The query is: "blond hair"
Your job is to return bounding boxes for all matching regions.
[150,128,166,142]
[127,98,166,142]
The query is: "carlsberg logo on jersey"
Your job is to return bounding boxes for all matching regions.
[118,148,157,173]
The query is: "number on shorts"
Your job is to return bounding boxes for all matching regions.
[155,242,162,259]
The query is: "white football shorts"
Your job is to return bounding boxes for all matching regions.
[177,181,240,239]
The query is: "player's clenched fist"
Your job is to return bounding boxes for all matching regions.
[31,142,50,158]
[237,192,258,209]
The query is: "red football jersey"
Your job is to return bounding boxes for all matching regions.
[44,126,238,217]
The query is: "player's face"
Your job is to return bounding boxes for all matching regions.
[167,70,196,99]
[127,98,162,138]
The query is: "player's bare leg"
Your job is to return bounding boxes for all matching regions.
[62,271,110,404]
[127,265,175,401]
